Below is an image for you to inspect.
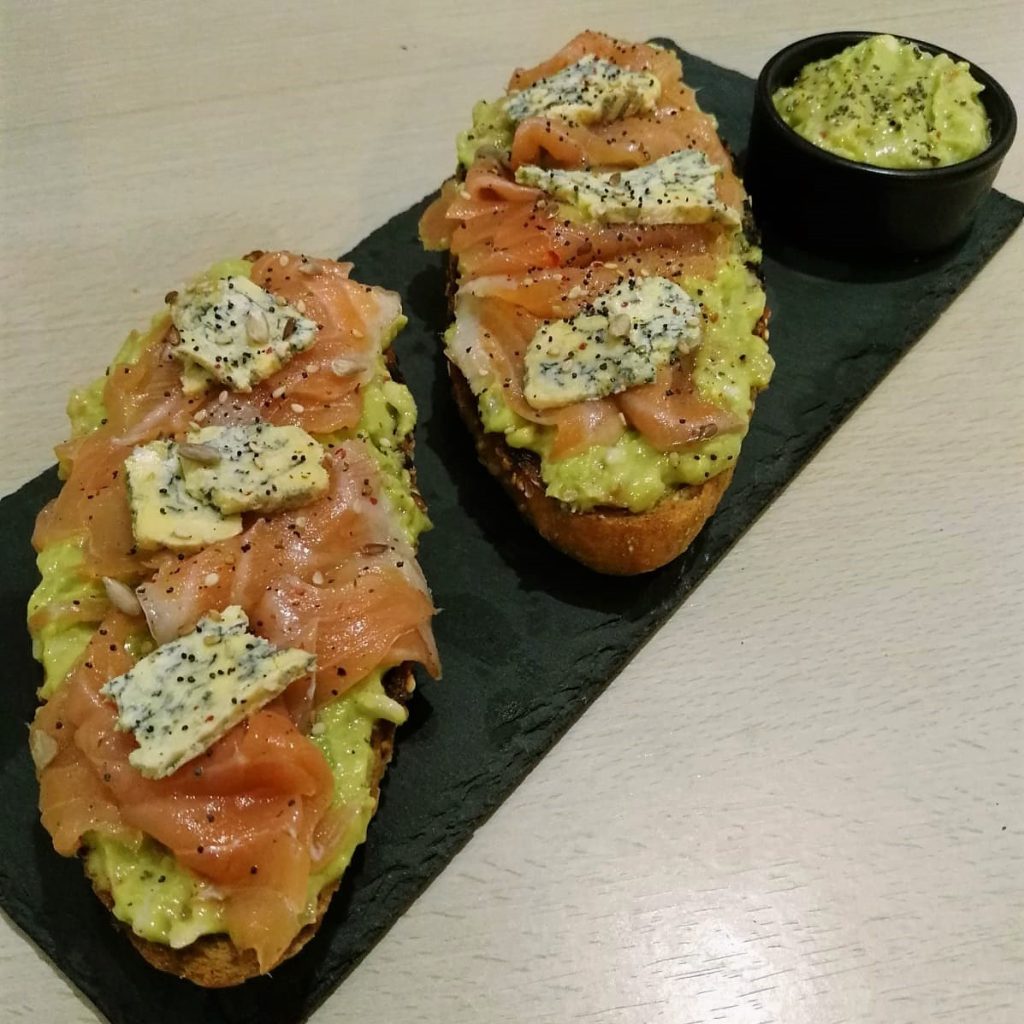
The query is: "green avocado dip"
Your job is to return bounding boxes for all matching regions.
[29,258,427,948]
[772,34,989,169]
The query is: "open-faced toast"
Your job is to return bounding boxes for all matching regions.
[27,252,438,985]
[421,32,774,574]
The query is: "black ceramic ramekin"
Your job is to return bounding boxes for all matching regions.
[745,31,1017,256]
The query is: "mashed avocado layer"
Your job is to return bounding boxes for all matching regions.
[457,99,515,168]
[29,538,106,698]
[30,258,428,948]
[772,34,989,169]
[464,253,772,513]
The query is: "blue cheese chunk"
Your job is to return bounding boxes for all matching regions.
[125,440,242,552]
[504,55,660,125]
[179,359,215,398]
[170,276,318,391]
[101,606,315,779]
[179,423,329,515]
[515,149,740,226]
[523,276,701,409]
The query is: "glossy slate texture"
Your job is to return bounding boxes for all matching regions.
[0,43,1020,1024]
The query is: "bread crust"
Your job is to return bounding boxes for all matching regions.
[89,663,415,988]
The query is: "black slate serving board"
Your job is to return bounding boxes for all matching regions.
[0,41,1020,1024]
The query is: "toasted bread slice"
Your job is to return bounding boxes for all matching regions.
[89,663,414,988]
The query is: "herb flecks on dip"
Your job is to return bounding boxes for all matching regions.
[772,34,989,169]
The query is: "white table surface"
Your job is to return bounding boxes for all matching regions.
[2,2,1022,1021]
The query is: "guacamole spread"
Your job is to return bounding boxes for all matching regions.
[457,99,514,168]
[772,34,989,169]
[29,258,427,947]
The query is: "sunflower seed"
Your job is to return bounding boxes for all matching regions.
[608,313,631,338]
[246,308,269,343]
[102,576,143,616]
[178,442,221,465]
[330,357,360,377]
[30,729,59,772]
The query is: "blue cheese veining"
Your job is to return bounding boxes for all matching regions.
[100,606,314,779]
[504,55,661,125]
[524,276,702,409]
[125,440,242,552]
[169,276,318,392]
[515,149,739,226]
[179,423,329,515]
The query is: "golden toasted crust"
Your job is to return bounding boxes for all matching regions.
[88,662,415,987]
[449,368,734,575]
